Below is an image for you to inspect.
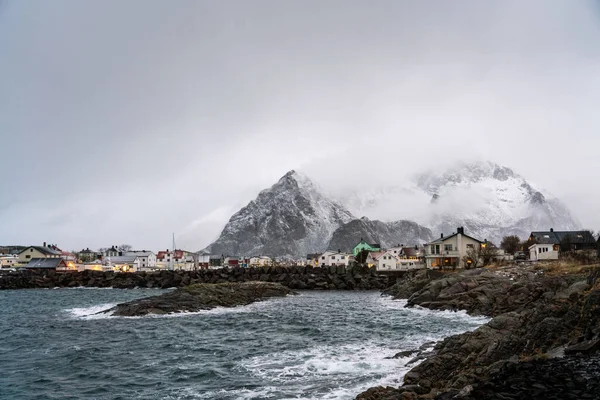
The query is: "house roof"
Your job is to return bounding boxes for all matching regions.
[18,246,62,256]
[530,230,596,245]
[354,240,381,249]
[401,247,418,257]
[107,255,139,264]
[79,248,97,254]
[379,250,400,259]
[125,251,154,257]
[367,251,384,260]
[322,250,350,257]
[24,258,67,269]
[427,232,484,245]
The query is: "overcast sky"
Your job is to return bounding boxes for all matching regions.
[1,0,600,251]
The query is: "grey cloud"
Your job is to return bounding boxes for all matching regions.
[1,0,600,250]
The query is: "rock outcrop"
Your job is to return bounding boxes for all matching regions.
[103,281,294,317]
[360,264,600,399]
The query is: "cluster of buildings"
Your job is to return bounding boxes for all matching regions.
[1,227,596,273]
[422,226,598,267]
[0,243,207,273]
[0,243,285,273]
[305,240,423,271]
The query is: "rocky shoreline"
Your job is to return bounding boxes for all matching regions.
[102,281,295,317]
[358,264,600,399]
[0,265,402,291]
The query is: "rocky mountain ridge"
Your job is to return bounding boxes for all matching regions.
[328,217,433,253]
[203,161,579,257]
[202,170,355,258]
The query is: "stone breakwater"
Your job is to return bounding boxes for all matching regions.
[357,265,600,400]
[0,265,405,290]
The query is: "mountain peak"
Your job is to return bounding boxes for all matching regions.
[276,169,314,191]
[416,160,519,194]
[204,170,354,258]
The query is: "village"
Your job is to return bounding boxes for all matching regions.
[0,227,598,274]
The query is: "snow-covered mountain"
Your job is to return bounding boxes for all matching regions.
[202,170,355,258]
[327,217,433,253]
[341,161,580,245]
[203,161,579,257]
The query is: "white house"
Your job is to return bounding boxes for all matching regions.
[529,244,559,261]
[78,262,113,272]
[374,251,399,271]
[104,246,120,258]
[196,253,210,269]
[103,255,140,272]
[249,256,272,267]
[125,251,157,270]
[0,254,18,268]
[424,227,485,269]
[365,250,423,271]
[397,259,422,270]
[318,250,351,267]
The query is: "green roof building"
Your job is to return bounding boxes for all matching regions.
[353,239,381,256]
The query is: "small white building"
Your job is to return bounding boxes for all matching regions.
[103,255,140,273]
[104,246,120,258]
[78,262,113,272]
[125,251,157,270]
[0,254,18,268]
[318,250,351,267]
[249,256,272,267]
[197,253,211,269]
[529,244,559,261]
[375,251,400,271]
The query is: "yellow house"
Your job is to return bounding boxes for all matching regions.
[17,245,62,264]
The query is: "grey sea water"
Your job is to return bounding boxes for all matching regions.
[0,289,488,399]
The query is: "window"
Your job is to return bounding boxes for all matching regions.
[466,244,474,249]
[30,249,33,252]
[341,256,345,260]
[321,256,325,260]
[430,245,434,254]
[444,244,453,252]
[435,245,440,254]
[25,255,30,259]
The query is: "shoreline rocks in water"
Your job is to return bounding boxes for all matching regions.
[103,281,295,317]
[359,263,600,400]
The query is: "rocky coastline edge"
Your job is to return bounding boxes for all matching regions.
[357,264,600,400]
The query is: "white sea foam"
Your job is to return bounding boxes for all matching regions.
[378,296,490,325]
[236,341,418,399]
[66,303,116,319]
[170,385,279,400]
